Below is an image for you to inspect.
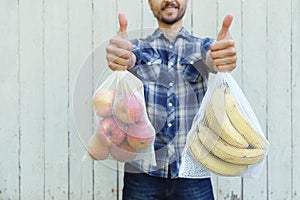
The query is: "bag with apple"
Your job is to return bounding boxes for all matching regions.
[88,70,156,166]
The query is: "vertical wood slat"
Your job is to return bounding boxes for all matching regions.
[93,1,119,200]
[142,0,157,44]
[242,0,268,199]
[191,1,218,198]
[118,0,142,31]
[216,1,243,199]
[0,0,20,199]
[142,0,157,29]
[182,0,192,33]
[44,0,69,199]
[19,0,45,199]
[68,0,93,199]
[267,0,293,199]
[192,0,217,38]
[116,1,143,199]
[292,0,300,199]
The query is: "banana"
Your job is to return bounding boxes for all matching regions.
[198,126,266,165]
[205,86,249,148]
[224,90,268,149]
[190,134,248,176]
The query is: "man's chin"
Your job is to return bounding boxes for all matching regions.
[161,17,180,25]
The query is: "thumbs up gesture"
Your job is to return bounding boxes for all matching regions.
[207,14,237,72]
[106,12,136,70]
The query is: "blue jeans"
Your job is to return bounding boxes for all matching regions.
[122,172,214,200]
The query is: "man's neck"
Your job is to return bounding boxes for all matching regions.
[158,20,183,41]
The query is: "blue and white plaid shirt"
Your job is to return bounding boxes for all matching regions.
[127,28,214,178]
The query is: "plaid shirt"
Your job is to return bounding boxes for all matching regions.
[127,28,214,178]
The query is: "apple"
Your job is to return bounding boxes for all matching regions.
[87,134,109,160]
[97,117,126,146]
[126,121,155,149]
[110,141,137,162]
[93,88,115,117]
[113,93,144,124]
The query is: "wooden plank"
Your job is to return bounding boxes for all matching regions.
[19,0,45,198]
[116,1,142,199]
[68,0,94,199]
[292,0,300,199]
[267,0,292,199]
[218,1,243,83]
[118,0,143,39]
[182,0,192,32]
[117,0,142,30]
[93,1,120,200]
[216,1,243,200]
[191,1,218,198]
[242,0,268,199]
[142,0,157,29]
[0,0,20,199]
[141,0,157,42]
[44,0,69,199]
[93,0,118,47]
[191,0,217,37]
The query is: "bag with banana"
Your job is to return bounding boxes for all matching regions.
[179,72,269,178]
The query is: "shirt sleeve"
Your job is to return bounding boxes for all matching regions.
[129,38,159,76]
[200,38,214,61]
[201,37,216,73]
[130,39,143,65]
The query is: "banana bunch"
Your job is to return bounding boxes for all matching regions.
[190,85,268,176]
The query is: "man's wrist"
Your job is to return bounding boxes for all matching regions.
[128,53,136,70]
[205,51,216,72]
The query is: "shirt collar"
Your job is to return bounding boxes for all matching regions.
[149,27,194,42]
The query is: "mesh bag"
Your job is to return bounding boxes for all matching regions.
[179,72,269,178]
[87,70,156,166]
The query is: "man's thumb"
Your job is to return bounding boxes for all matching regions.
[118,12,128,34]
[217,14,234,41]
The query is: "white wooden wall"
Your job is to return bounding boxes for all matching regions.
[0,0,299,199]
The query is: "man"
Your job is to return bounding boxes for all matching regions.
[106,0,236,199]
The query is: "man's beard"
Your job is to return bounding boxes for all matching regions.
[155,1,186,25]
[160,11,185,25]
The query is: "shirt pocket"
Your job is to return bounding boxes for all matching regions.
[135,58,162,82]
[179,53,203,83]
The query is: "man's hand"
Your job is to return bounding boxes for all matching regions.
[106,12,136,70]
[206,14,237,72]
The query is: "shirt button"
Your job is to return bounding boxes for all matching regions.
[169,45,173,49]
[169,61,173,66]
[147,62,151,65]
[190,61,194,65]
[168,103,173,107]
[168,123,172,127]
[169,82,174,87]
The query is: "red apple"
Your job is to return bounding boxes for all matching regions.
[113,93,144,124]
[126,121,155,149]
[93,88,115,117]
[97,117,126,146]
[87,134,109,160]
[110,141,137,162]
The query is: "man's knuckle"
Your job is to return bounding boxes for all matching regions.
[106,45,112,53]
[124,59,130,66]
[109,38,116,44]
[228,39,235,46]
[230,48,236,55]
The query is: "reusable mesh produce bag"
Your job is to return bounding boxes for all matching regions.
[87,70,156,166]
[179,72,269,178]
